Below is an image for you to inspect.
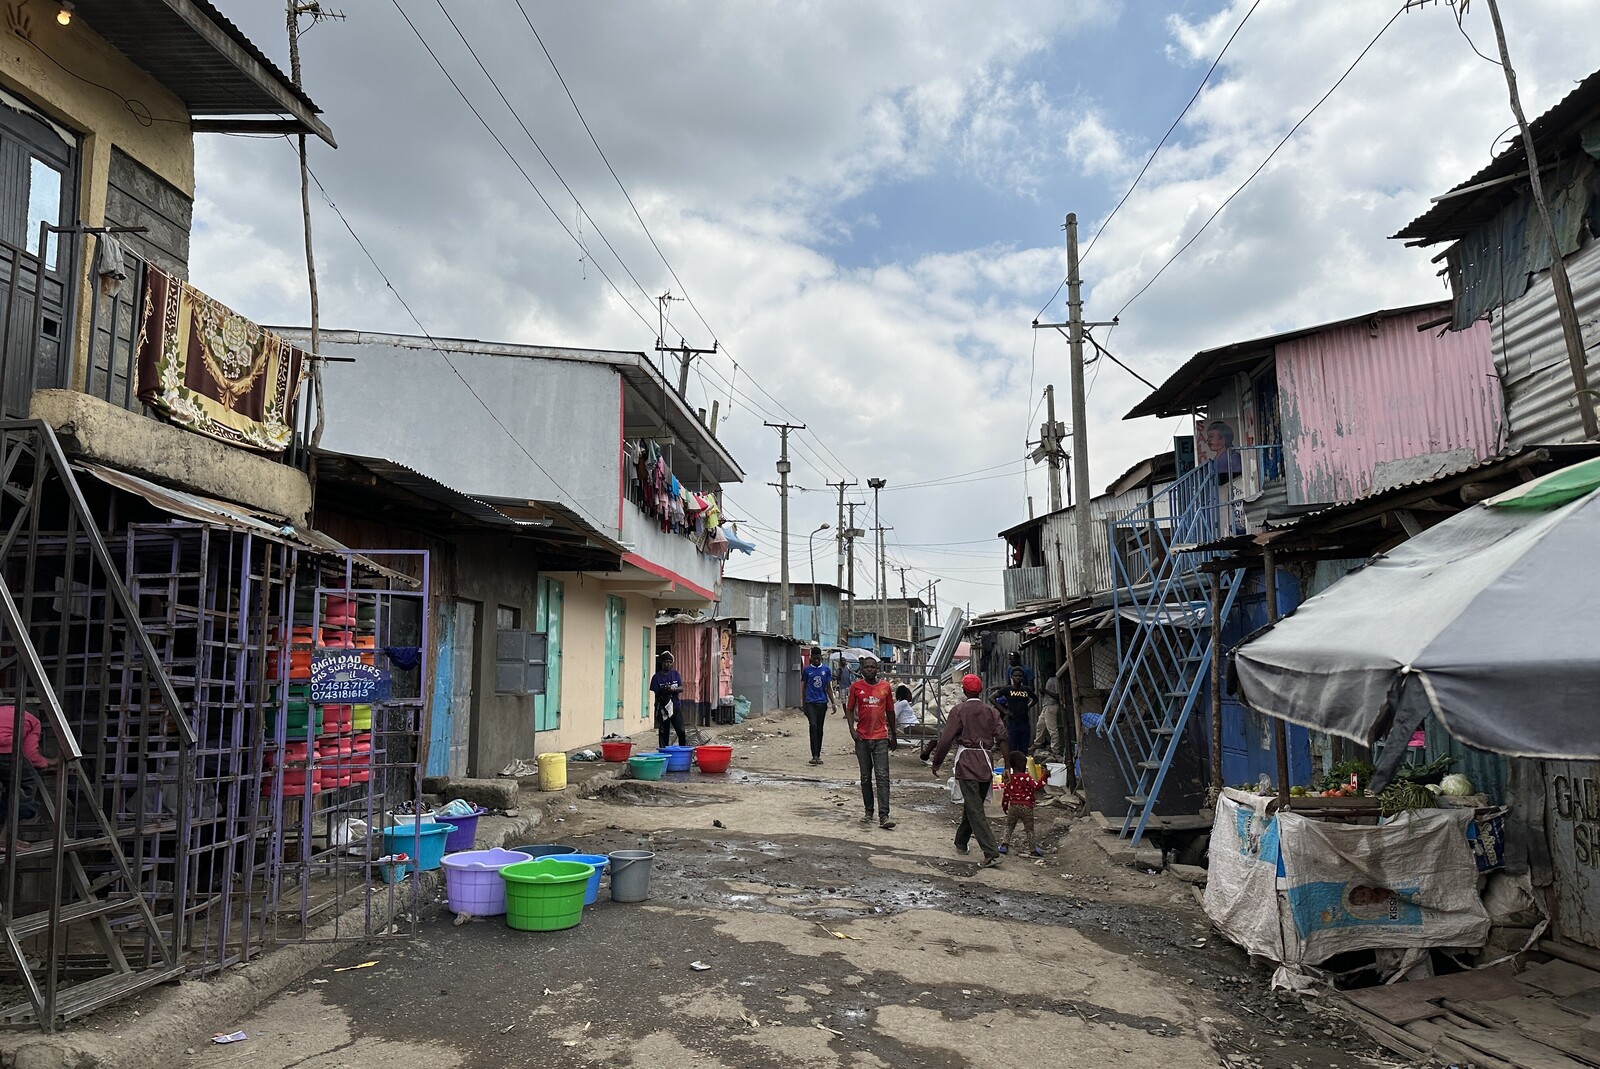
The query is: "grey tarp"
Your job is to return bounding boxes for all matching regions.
[1234,487,1600,775]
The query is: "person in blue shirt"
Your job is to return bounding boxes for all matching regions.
[1007,652,1035,688]
[800,646,834,766]
[649,652,686,748]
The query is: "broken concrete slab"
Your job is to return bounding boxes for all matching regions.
[1168,863,1208,885]
[1134,847,1166,871]
[432,778,518,810]
[1089,833,1138,866]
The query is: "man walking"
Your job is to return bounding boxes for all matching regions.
[931,673,1009,867]
[800,646,833,766]
[845,656,896,829]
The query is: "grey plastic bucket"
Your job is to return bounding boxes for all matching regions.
[607,850,655,903]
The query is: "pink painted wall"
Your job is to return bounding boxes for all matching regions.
[1276,310,1502,506]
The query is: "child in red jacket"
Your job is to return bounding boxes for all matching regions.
[999,750,1044,857]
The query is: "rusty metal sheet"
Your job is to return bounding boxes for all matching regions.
[1277,307,1503,506]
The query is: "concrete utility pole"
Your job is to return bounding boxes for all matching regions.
[828,479,857,589]
[655,292,718,396]
[766,421,805,636]
[1032,384,1067,512]
[1032,214,1104,596]
[1065,215,1093,589]
[866,477,887,644]
[1482,0,1598,440]
[844,501,863,636]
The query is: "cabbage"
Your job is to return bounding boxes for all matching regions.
[1439,773,1475,797]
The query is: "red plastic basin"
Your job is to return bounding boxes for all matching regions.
[695,744,733,774]
[600,740,634,763]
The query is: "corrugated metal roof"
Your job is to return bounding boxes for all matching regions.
[75,0,333,145]
[1394,67,1600,245]
[1276,307,1503,505]
[1124,302,1449,420]
[77,461,416,586]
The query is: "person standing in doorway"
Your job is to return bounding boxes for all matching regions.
[845,656,896,829]
[650,652,687,748]
[800,646,833,766]
[993,666,1037,756]
[931,673,1008,867]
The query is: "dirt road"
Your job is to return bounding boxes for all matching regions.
[179,711,1402,1068]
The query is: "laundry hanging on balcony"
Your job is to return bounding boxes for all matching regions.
[136,264,306,454]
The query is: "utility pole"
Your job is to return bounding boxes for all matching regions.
[1030,384,1068,512]
[1032,215,1103,595]
[1482,0,1598,439]
[873,524,893,652]
[765,422,805,637]
[287,1,343,450]
[828,479,857,589]
[655,293,719,397]
[844,501,863,638]
[866,477,888,646]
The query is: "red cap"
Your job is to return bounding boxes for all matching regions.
[961,673,983,695]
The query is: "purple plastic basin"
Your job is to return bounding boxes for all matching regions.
[440,848,533,915]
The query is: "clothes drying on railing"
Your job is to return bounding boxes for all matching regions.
[624,437,734,557]
[135,264,307,454]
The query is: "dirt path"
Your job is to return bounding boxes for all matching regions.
[179,711,1404,1069]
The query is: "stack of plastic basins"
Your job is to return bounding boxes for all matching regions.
[266,588,378,798]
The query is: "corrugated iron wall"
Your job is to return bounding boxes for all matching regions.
[1277,308,1503,506]
[1031,485,1171,598]
[1497,240,1600,447]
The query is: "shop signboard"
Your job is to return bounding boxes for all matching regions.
[310,652,389,703]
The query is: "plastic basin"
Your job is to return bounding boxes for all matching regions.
[658,745,693,772]
[380,822,456,874]
[600,740,634,763]
[562,853,612,906]
[509,844,576,860]
[439,807,487,852]
[628,755,667,781]
[500,858,595,931]
[695,745,733,774]
[440,848,532,915]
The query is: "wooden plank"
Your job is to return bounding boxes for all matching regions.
[1344,964,1527,1025]
[1443,1022,1596,1069]
[1336,1001,1430,1060]
[1520,960,1600,997]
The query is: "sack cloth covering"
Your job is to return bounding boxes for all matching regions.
[1205,788,1488,967]
[136,265,305,453]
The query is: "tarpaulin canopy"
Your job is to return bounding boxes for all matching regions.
[1235,459,1600,785]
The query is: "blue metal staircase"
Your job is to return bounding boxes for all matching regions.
[1100,455,1252,846]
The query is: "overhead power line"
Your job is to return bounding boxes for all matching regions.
[1112,2,1407,322]
[388,0,658,337]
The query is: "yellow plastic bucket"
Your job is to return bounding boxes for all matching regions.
[537,752,568,792]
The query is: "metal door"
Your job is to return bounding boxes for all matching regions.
[425,603,455,777]
[603,596,625,721]
[639,627,650,724]
[450,600,477,776]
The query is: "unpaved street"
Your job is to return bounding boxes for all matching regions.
[181,712,1401,1068]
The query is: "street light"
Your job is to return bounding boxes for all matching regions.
[807,523,830,643]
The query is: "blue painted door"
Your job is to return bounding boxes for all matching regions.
[425,603,455,777]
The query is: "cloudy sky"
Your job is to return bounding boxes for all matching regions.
[198,0,1594,614]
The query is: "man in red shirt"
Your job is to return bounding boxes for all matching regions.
[845,656,897,829]
[930,674,1009,867]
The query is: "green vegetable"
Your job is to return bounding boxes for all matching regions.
[1379,781,1437,815]
[1320,759,1374,792]
[1394,753,1457,786]
[1439,773,1475,797]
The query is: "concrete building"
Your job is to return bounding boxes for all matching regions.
[842,595,927,654]
[305,332,744,769]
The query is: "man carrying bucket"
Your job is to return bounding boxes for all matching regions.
[930,673,1009,868]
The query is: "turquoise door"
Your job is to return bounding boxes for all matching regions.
[604,596,625,721]
[534,577,563,731]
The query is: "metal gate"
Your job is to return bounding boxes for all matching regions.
[270,549,429,943]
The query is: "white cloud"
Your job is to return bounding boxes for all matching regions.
[189,0,1595,612]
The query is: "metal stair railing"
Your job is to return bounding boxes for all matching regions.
[1098,448,1270,843]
